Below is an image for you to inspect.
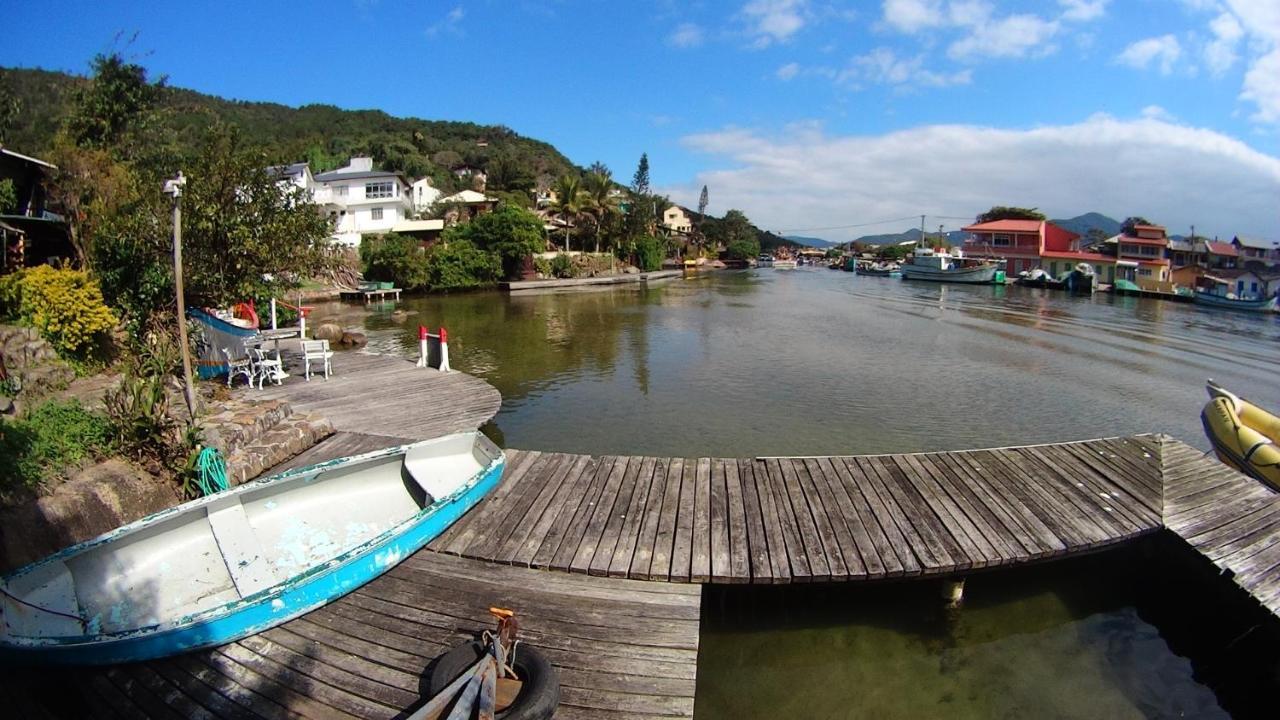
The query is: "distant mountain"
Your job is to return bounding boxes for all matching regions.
[1050,212,1121,239]
[850,228,966,246]
[783,235,836,248]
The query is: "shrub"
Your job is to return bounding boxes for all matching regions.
[634,235,664,271]
[445,205,546,279]
[0,399,114,492]
[1,266,117,358]
[550,253,577,278]
[427,239,501,291]
[361,233,430,290]
[534,257,552,277]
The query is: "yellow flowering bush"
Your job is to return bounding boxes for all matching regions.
[4,266,118,357]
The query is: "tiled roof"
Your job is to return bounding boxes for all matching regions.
[962,219,1043,232]
[1205,241,1238,256]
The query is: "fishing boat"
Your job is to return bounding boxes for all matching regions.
[1193,290,1277,313]
[0,431,505,665]
[900,246,1001,284]
[1015,268,1065,289]
[756,254,774,268]
[1201,381,1280,491]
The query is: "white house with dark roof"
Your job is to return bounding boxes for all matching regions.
[266,162,314,195]
[411,177,443,215]
[1232,235,1279,269]
[312,157,413,247]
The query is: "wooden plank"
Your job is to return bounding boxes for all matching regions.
[668,460,698,583]
[870,456,964,572]
[1010,447,1141,538]
[792,459,850,580]
[691,458,714,583]
[913,452,1020,562]
[591,455,644,577]
[723,459,752,582]
[1035,444,1156,528]
[508,454,595,567]
[491,453,579,564]
[803,458,867,577]
[528,456,602,569]
[609,457,659,579]
[1054,442,1162,517]
[814,457,883,577]
[708,459,734,583]
[648,458,686,582]
[892,454,996,568]
[965,450,1087,549]
[629,458,670,581]
[857,456,945,571]
[736,459,780,583]
[759,459,812,582]
[937,451,1066,557]
[465,452,572,561]
[835,456,913,576]
[988,448,1121,544]
[433,449,541,555]
[570,456,632,574]
[771,459,830,581]
[549,457,618,572]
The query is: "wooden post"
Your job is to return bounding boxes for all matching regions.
[165,172,197,421]
[942,578,965,609]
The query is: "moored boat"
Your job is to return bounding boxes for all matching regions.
[756,254,774,268]
[855,262,901,277]
[1193,290,1277,313]
[0,431,505,665]
[900,246,1001,284]
[1201,381,1280,491]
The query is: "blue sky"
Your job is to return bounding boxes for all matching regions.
[3,1,1278,240]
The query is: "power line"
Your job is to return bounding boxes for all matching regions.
[779,213,976,234]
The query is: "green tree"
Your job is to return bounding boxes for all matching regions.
[583,170,619,253]
[445,204,545,279]
[974,206,1046,224]
[1120,216,1153,235]
[178,127,336,306]
[631,153,650,195]
[549,174,584,253]
[64,53,164,153]
[361,233,430,290]
[426,239,500,290]
[0,70,19,144]
[0,179,15,214]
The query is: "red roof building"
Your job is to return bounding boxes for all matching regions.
[1114,224,1170,284]
[962,219,1108,277]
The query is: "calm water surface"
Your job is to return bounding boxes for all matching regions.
[315,268,1280,718]
[319,267,1280,456]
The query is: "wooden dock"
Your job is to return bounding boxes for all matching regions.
[429,436,1165,583]
[256,349,501,442]
[500,270,683,294]
[3,552,700,720]
[1163,440,1280,616]
[339,287,402,303]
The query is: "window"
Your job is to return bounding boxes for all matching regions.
[992,233,1011,247]
[366,182,394,199]
[371,207,384,221]
[1138,268,1152,277]
[335,185,348,197]
[1140,245,1158,256]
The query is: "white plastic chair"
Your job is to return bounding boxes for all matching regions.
[221,347,253,387]
[301,339,333,381]
[250,347,288,388]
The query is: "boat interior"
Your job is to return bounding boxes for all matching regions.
[2,434,495,639]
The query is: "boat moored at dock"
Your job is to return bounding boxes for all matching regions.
[900,246,1002,284]
[0,431,505,665]
[1192,290,1278,313]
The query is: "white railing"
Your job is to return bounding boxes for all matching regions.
[416,326,451,372]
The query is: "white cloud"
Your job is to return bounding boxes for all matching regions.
[1204,12,1243,75]
[844,48,971,88]
[1058,0,1108,22]
[425,5,464,37]
[668,22,704,48]
[882,0,946,33]
[776,62,801,80]
[675,117,1280,239]
[1141,105,1177,122]
[1220,0,1280,123]
[742,0,808,48]
[1116,35,1183,75]
[1241,48,1280,122]
[949,14,1060,60]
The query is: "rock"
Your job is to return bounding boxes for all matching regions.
[389,310,411,323]
[0,460,174,572]
[0,396,11,414]
[312,322,344,342]
[623,266,640,274]
[339,331,368,348]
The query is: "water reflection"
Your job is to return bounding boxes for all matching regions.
[311,268,1280,457]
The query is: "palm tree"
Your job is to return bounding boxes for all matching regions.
[549,174,583,253]
[583,170,619,253]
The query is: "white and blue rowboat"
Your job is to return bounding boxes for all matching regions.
[1193,291,1278,313]
[0,431,504,665]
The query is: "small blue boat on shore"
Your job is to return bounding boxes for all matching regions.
[1193,290,1277,313]
[0,431,504,665]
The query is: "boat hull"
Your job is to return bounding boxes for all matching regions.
[1193,291,1277,312]
[900,264,997,284]
[855,268,900,277]
[1202,397,1280,491]
[0,437,504,666]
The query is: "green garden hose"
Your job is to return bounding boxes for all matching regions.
[195,447,230,496]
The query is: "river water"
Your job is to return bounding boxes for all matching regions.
[314,267,1280,718]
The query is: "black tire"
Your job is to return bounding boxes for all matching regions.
[425,639,559,720]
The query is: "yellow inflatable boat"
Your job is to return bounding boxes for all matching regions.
[1201,380,1280,491]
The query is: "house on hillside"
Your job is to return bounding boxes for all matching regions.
[961,218,1110,278]
[0,147,73,271]
[1196,240,1238,270]
[311,157,413,247]
[411,177,442,215]
[437,189,498,224]
[266,162,314,195]
[452,165,487,190]
[662,206,695,236]
[1232,235,1279,270]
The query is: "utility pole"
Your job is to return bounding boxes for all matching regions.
[164,172,197,422]
[920,214,926,247]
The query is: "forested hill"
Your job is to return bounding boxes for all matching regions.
[0,66,578,192]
